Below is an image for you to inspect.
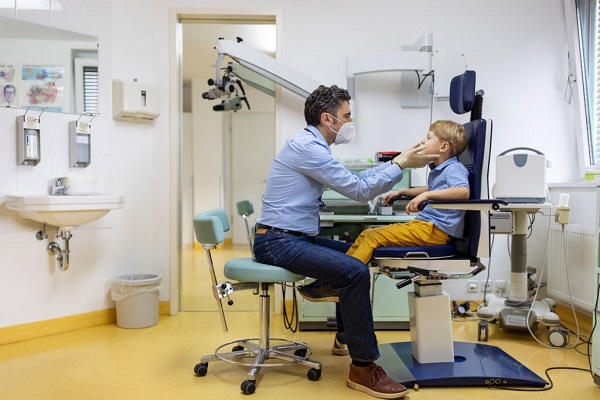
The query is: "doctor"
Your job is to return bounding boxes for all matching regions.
[253,84,437,399]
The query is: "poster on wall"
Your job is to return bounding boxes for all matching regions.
[0,65,18,108]
[19,65,64,112]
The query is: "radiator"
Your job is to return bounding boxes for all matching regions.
[546,223,597,312]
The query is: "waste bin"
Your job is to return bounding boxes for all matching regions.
[111,273,162,328]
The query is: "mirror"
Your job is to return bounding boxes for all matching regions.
[0,17,98,114]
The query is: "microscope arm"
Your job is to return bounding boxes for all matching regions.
[208,38,320,99]
[206,34,436,102]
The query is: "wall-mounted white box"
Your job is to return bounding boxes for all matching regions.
[112,79,160,123]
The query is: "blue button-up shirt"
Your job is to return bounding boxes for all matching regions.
[257,126,404,236]
[417,157,469,238]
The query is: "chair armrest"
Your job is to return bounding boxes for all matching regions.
[389,195,507,211]
[388,195,412,204]
[420,199,508,211]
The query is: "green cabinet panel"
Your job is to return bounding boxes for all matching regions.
[299,276,410,330]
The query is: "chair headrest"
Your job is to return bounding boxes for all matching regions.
[449,70,476,115]
[236,200,254,217]
[193,208,230,245]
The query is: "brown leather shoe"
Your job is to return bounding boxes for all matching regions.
[332,332,349,356]
[347,362,408,399]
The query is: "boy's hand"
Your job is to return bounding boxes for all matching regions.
[383,190,402,205]
[406,193,428,214]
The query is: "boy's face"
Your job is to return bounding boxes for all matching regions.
[420,130,446,155]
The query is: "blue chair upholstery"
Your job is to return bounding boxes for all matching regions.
[192,208,321,395]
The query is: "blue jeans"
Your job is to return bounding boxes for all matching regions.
[253,231,379,362]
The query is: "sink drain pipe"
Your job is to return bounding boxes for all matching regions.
[46,230,72,271]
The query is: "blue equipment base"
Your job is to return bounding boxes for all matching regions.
[378,341,547,387]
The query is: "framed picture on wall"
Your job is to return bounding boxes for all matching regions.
[19,65,64,112]
[0,65,18,108]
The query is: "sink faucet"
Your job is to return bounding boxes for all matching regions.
[52,177,69,195]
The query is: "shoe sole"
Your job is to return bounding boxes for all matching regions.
[347,379,408,399]
[332,347,349,356]
[298,294,339,302]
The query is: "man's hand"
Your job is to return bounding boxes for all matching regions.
[393,143,439,169]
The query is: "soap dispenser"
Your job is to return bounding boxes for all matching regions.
[17,110,43,166]
[69,114,95,168]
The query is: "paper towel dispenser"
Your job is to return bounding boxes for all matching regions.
[112,79,160,123]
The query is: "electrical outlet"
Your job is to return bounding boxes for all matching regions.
[480,280,492,293]
[467,281,478,293]
[494,280,507,293]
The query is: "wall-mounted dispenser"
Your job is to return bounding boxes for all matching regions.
[17,109,44,166]
[69,114,96,168]
[112,79,160,123]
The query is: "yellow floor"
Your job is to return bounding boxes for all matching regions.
[1,243,598,399]
[0,310,597,399]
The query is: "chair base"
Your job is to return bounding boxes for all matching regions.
[195,337,322,394]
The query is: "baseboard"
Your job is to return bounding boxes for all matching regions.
[555,303,593,336]
[0,301,170,346]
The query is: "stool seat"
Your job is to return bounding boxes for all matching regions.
[225,258,305,283]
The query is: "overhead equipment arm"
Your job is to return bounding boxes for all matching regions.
[202,38,320,102]
[202,34,436,111]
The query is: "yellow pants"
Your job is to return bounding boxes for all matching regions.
[346,219,449,263]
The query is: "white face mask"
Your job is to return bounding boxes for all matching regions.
[328,114,356,145]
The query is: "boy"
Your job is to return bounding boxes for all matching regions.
[346,120,470,263]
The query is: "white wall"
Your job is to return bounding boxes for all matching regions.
[0,0,165,329]
[0,0,581,329]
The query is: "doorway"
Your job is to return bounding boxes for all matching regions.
[178,16,276,311]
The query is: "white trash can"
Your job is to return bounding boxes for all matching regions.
[111,274,162,328]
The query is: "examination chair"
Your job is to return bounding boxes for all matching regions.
[365,71,545,388]
[192,208,321,395]
[371,70,502,359]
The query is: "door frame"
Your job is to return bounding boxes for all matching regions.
[168,8,282,315]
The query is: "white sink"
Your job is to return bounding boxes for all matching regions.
[4,194,125,229]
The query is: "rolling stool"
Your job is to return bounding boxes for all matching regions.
[192,208,322,394]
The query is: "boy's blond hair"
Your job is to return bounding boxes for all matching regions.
[430,120,467,157]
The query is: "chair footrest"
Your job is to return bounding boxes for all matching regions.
[201,338,321,370]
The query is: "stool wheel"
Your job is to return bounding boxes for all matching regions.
[194,362,208,376]
[232,345,244,351]
[307,368,321,381]
[241,380,256,394]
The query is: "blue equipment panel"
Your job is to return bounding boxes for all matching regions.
[378,341,547,387]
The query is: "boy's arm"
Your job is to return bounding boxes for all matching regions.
[383,186,428,204]
[406,186,470,214]
[420,186,470,201]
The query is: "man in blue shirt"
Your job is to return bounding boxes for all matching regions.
[253,85,438,399]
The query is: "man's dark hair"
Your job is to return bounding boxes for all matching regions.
[304,85,351,126]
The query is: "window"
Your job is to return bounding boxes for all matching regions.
[74,57,99,115]
[575,0,598,165]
